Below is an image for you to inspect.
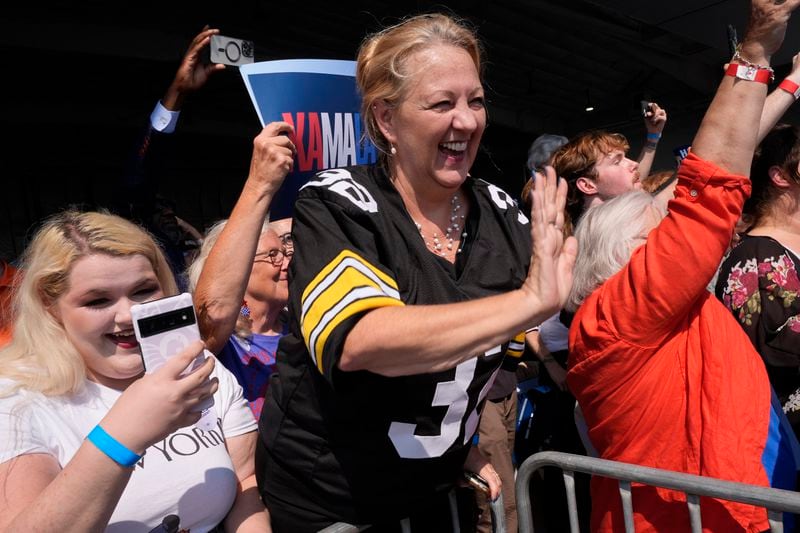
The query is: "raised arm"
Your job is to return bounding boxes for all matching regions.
[757,52,800,142]
[340,169,577,376]
[636,102,667,179]
[693,1,800,173]
[119,27,224,224]
[600,0,800,344]
[194,123,294,354]
[161,26,226,112]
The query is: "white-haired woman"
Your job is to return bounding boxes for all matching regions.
[564,3,800,530]
[187,121,295,424]
[0,210,268,531]
[188,217,290,419]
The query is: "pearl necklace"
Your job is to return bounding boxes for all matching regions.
[414,194,467,258]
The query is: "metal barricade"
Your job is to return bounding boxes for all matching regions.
[516,451,800,533]
[318,524,370,533]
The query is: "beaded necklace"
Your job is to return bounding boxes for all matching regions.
[413,194,467,258]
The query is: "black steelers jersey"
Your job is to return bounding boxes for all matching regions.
[257,164,531,526]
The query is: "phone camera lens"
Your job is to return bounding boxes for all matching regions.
[225,41,241,63]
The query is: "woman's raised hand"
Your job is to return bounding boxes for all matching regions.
[246,121,296,197]
[523,166,578,319]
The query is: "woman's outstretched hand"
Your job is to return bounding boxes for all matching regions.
[523,166,578,320]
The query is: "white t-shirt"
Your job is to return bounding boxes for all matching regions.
[0,361,257,532]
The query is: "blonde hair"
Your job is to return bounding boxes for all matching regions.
[567,191,662,311]
[0,210,177,396]
[356,13,483,162]
[186,218,273,339]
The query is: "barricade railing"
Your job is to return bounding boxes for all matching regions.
[516,451,800,533]
[318,524,369,533]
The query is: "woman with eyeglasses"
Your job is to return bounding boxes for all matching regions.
[189,122,295,419]
[270,217,293,255]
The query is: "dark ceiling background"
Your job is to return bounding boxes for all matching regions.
[3,0,800,260]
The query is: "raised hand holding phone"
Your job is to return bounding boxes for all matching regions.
[208,34,254,67]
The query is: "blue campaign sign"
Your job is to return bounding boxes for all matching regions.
[241,60,378,219]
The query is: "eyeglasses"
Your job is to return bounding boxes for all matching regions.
[279,232,293,250]
[254,247,294,266]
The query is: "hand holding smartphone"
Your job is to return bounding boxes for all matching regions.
[131,293,216,427]
[208,34,254,67]
[463,470,491,495]
[131,293,204,374]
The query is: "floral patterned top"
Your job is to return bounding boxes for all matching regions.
[716,235,800,424]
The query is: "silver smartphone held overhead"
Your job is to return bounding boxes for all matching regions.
[209,34,254,67]
[131,293,215,419]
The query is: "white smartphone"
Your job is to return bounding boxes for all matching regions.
[131,293,214,413]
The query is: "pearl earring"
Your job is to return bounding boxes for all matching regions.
[390,145,397,155]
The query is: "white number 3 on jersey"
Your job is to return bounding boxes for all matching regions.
[387,346,500,459]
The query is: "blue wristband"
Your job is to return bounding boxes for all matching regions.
[87,424,142,467]
[646,132,661,141]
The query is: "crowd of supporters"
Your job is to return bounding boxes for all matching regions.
[2,2,800,532]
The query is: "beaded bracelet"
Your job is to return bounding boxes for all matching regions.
[86,424,142,467]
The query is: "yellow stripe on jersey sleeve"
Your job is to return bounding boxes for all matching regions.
[506,331,526,360]
[301,250,404,371]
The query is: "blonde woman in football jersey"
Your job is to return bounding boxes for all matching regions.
[251,13,576,532]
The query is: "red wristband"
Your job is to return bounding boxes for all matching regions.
[779,79,800,100]
[725,63,772,84]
